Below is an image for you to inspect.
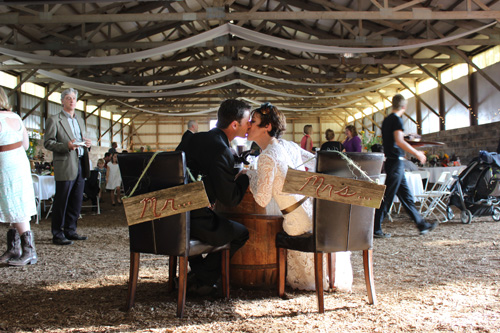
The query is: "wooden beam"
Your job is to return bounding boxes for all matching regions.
[97,111,129,142]
[392,78,438,125]
[3,10,500,24]
[84,98,110,120]
[417,64,470,110]
[7,69,37,97]
[123,116,151,143]
[0,57,459,71]
[22,82,63,120]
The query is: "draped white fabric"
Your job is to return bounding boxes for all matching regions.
[228,22,496,54]
[114,100,219,117]
[240,97,365,112]
[38,74,396,99]
[38,68,238,91]
[116,96,366,117]
[0,22,494,66]
[37,66,417,92]
[0,24,230,65]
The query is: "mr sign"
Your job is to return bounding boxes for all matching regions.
[122,181,210,226]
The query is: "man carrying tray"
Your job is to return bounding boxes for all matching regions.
[373,94,438,238]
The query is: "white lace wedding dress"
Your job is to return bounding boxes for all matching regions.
[247,139,353,291]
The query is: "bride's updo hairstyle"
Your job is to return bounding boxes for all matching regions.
[252,102,286,139]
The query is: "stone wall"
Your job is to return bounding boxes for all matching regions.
[421,122,500,165]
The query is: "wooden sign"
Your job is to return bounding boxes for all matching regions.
[123,181,210,226]
[282,168,386,209]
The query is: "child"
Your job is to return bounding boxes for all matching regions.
[106,153,122,206]
[94,158,107,201]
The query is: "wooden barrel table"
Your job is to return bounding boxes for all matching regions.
[215,189,283,289]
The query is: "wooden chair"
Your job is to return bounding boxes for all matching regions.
[118,151,230,318]
[276,152,384,313]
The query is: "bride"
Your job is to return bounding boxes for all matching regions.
[246,103,352,291]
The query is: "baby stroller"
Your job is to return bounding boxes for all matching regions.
[447,151,500,224]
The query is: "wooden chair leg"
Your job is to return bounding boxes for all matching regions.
[314,252,324,313]
[125,252,140,310]
[168,256,177,293]
[277,247,287,298]
[363,249,377,305]
[177,256,188,318]
[221,248,230,300]
[327,253,336,290]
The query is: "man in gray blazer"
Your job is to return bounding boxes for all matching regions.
[44,88,91,245]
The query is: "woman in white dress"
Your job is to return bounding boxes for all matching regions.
[0,87,38,266]
[106,152,122,205]
[246,103,352,291]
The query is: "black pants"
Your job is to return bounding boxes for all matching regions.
[52,159,85,239]
[374,158,424,233]
[189,219,249,286]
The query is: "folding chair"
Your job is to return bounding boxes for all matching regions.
[416,171,454,222]
[31,174,41,224]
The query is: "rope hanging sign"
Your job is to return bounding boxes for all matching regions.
[122,152,209,226]
[282,152,386,209]
[122,182,209,226]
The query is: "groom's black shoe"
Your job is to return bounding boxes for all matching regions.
[173,272,198,290]
[187,282,217,297]
[53,237,73,246]
[65,233,88,241]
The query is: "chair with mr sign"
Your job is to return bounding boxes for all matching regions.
[118,151,230,318]
[276,151,384,313]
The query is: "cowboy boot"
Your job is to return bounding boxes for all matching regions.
[9,231,37,266]
[0,229,21,264]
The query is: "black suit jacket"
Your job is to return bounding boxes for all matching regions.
[184,128,249,246]
[175,130,194,152]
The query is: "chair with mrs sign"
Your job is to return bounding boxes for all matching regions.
[276,152,384,313]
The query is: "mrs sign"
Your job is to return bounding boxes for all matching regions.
[283,168,386,209]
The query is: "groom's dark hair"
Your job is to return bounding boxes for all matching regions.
[216,99,251,129]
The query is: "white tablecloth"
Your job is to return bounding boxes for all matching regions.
[419,166,465,183]
[379,172,424,203]
[32,174,55,200]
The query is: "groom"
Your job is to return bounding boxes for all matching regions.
[181,99,252,296]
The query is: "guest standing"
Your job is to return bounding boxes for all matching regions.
[246,103,353,291]
[0,87,38,266]
[374,94,437,238]
[106,152,122,206]
[175,119,198,152]
[183,99,250,296]
[108,142,118,154]
[343,125,362,152]
[103,152,111,168]
[300,124,314,153]
[44,88,90,245]
[94,158,107,200]
[320,129,344,152]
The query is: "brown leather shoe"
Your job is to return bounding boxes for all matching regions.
[0,229,21,264]
[9,231,37,266]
